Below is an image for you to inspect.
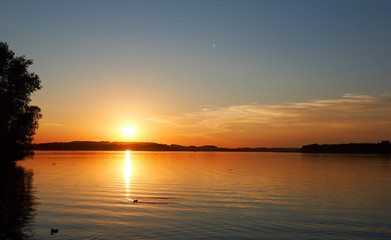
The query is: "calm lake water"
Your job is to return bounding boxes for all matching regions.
[5,151,391,239]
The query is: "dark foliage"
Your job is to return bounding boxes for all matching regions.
[0,42,42,162]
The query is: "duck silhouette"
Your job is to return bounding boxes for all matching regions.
[133,199,138,204]
[51,228,59,235]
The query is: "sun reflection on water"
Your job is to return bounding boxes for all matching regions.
[124,150,132,201]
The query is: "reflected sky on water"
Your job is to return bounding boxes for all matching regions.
[14,151,391,239]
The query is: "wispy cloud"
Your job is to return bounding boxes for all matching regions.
[190,94,388,128]
[40,122,63,127]
[145,117,173,125]
[150,93,391,144]
[342,93,376,99]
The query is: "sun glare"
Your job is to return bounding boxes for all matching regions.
[122,126,136,137]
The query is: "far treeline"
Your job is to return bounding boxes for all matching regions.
[32,141,391,153]
[300,141,391,154]
[33,141,298,152]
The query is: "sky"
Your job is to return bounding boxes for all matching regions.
[1,0,391,147]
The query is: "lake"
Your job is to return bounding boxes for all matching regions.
[3,151,391,239]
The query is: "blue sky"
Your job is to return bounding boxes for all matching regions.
[1,0,391,146]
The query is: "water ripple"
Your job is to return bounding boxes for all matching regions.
[14,151,391,239]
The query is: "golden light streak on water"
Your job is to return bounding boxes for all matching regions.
[124,150,132,201]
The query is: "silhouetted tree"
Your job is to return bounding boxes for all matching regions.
[0,42,42,162]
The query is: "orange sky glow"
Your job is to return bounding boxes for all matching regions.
[33,93,391,147]
[3,1,390,148]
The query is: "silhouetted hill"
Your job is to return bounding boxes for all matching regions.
[300,141,391,154]
[32,141,299,152]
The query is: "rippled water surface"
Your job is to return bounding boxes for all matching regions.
[14,151,391,239]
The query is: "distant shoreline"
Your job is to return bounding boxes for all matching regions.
[32,141,299,152]
[32,140,391,154]
[299,141,391,154]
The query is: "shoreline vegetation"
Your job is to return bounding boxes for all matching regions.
[0,42,42,162]
[32,140,391,154]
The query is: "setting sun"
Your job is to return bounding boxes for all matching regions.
[122,126,136,137]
